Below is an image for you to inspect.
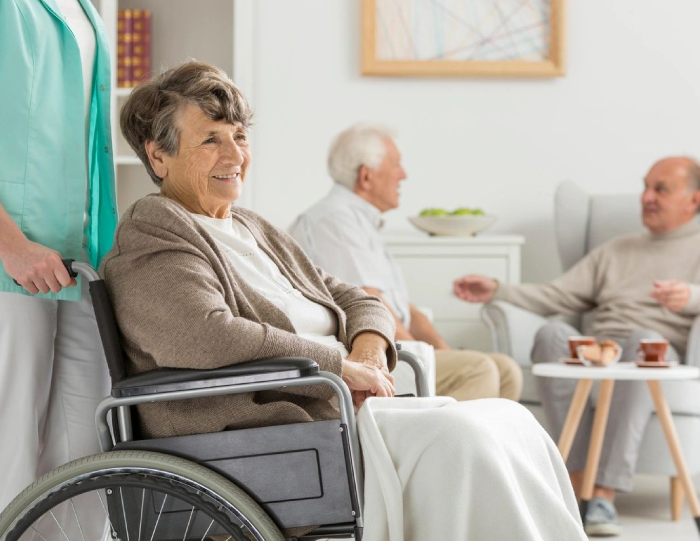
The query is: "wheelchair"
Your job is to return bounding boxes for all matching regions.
[0,261,429,541]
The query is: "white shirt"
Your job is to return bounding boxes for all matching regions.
[55,0,95,141]
[191,213,348,356]
[289,184,412,327]
[56,0,95,232]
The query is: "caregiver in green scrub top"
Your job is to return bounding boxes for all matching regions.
[0,0,118,518]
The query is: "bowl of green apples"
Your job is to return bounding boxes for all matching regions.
[409,207,496,236]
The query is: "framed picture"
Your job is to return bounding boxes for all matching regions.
[361,0,566,77]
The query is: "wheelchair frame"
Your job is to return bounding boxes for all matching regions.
[71,261,428,540]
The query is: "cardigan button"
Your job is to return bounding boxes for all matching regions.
[104,146,109,153]
[100,85,106,91]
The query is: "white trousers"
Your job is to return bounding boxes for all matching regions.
[0,278,109,511]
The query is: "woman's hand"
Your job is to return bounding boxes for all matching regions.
[347,331,391,372]
[342,359,395,409]
[2,238,75,294]
[342,331,395,409]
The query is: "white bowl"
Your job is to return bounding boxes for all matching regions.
[409,215,496,237]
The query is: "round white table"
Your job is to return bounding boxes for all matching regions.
[532,362,700,532]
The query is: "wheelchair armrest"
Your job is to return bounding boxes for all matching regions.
[481,300,548,367]
[112,357,319,398]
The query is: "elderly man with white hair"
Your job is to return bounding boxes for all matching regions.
[290,123,522,402]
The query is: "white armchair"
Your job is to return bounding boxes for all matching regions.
[481,181,700,516]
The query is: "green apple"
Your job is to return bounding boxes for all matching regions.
[419,208,449,217]
[450,207,474,216]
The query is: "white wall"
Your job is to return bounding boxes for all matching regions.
[242,0,700,283]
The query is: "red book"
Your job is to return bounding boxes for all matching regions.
[131,9,151,86]
[117,9,133,88]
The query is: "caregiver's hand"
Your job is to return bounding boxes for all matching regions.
[1,238,75,295]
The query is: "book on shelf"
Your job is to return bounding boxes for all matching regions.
[117,9,152,88]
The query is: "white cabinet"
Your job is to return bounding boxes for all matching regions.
[383,232,524,352]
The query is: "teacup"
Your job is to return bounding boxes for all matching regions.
[637,339,669,363]
[568,336,596,358]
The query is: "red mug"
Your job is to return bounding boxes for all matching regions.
[568,336,596,358]
[637,339,669,363]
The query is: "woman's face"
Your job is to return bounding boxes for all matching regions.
[150,103,251,218]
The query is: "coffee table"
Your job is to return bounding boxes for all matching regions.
[532,362,700,533]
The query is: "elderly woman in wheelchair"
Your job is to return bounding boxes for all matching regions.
[0,61,586,541]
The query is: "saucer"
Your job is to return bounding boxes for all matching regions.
[635,360,679,369]
[561,357,584,365]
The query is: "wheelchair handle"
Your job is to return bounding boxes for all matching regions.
[13,258,80,286]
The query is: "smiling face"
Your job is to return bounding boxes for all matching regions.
[356,137,407,213]
[145,104,251,218]
[641,157,700,234]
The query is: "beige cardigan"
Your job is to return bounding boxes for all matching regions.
[100,194,397,438]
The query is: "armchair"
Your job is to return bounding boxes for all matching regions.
[481,181,700,518]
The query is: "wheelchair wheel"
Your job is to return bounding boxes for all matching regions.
[0,451,285,541]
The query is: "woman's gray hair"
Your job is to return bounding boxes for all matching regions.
[327,124,396,190]
[120,60,253,186]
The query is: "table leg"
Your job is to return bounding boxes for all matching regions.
[579,379,615,520]
[671,477,684,521]
[558,379,594,462]
[647,380,700,533]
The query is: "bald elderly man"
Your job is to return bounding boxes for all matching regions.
[454,157,700,537]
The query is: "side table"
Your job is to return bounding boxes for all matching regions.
[532,362,700,533]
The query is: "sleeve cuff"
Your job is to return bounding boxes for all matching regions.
[682,284,700,315]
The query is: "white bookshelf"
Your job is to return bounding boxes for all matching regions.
[93,0,254,213]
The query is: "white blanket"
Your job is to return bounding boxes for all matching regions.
[357,397,587,541]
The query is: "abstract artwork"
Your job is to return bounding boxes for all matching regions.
[361,0,565,77]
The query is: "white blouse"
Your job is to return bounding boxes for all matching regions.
[191,213,349,357]
[55,0,95,140]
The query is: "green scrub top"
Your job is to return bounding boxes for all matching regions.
[0,0,118,300]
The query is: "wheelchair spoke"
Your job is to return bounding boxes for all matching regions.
[120,487,131,541]
[199,518,214,541]
[3,458,275,541]
[49,510,72,541]
[30,525,49,541]
[69,498,87,541]
[148,494,167,541]
[138,488,145,541]
[182,505,196,541]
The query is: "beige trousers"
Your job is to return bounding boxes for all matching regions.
[435,350,522,401]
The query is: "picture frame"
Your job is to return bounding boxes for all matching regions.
[361,0,566,77]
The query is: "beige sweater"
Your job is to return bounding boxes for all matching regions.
[495,220,700,356]
[100,194,396,438]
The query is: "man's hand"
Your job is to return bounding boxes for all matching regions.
[651,280,691,312]
[2,239,75,295]
[453,275,498,303]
